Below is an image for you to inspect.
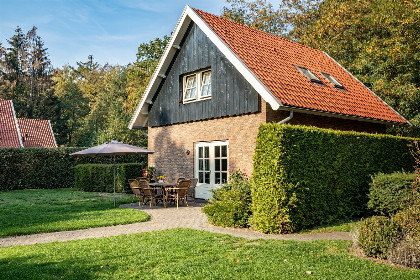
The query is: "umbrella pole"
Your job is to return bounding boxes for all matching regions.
[113,155,116,207]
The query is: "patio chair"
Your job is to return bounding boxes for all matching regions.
[165,179,190,208]
[139,179,163,208]
[186,178,198,205]
[177,177,186,183]
[128,179,144,207]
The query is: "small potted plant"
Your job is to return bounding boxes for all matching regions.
[142,167,156,181]
[157,175,165,184]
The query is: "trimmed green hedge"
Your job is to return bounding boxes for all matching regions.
[0,148,146,191]
[368,172,418,216]
[74,163,145,193]
[251,124,416,233]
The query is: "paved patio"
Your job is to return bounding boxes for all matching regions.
[0,202,352,247]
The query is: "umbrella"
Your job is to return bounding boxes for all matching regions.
[70,140,154,206]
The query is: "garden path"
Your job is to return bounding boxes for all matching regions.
[0,203,351,247]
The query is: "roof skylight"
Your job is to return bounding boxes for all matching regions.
[321,72,345,89]
[295,66,322,84]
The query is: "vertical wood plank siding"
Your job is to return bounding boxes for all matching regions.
[148,24,260,127]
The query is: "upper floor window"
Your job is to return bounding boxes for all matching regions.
[295,66,323,84]
[183,70,212,103]
[321,72,345,89]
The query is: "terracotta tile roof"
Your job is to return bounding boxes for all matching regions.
[193,9,407,124]
[17,118,57,147]
[0,99,22,148]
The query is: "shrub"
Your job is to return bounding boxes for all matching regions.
[251,124,416,233]
[74,163,145,193]
[393,207,420,234]
[0,147,146,191]
[202,170,252,228]
[368,172,418,216]
[388,233,420,269]
[358,216,398,259]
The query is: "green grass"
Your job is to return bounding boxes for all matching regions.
[0,229,418,279]
[300,219,362,234]
[0,189,149,237]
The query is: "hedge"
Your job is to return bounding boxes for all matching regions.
[0,147,146,191]
[368,172,418,216]
[74,163,145,193]
[251,124,416,233]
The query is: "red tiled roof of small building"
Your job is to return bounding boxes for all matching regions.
[193,9,407,124]
[0,99,22,148]
[17,118,56,148]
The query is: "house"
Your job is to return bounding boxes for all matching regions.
[0,99,57,148]
[129,6,409,199]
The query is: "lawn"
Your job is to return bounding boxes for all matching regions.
[300,219,362,233]
[0,189,149,237]
[0,228,418,279]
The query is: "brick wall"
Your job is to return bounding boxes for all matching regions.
[148,100,387,181]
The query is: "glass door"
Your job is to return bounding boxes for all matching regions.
[194,141,229,199]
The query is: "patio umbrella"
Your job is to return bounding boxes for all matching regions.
[70,140,154,206]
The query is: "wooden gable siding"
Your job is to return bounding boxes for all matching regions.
[148,23,260,127]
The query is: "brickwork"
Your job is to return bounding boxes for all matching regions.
[148,100,387,181]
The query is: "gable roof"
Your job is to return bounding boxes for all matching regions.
[129,6,408,129]
[0,99,23,148]
[17,118,57,148]
[0,99,57,148]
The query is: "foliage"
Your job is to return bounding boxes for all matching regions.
[251,124,416,233]
[74,163,146,193]
[142,166,156,179]
[1,229,420,279]
[368,172,418,216]
[202,170,252,228]
[358,216,398,259]
[0,147,146,191]
[0,189,149,237]
[388,233,420,269]
[222,0,419,138]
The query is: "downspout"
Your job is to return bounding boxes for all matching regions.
[141,129,148,137]
[277,111,294,124]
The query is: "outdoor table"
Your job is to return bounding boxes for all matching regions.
[149,182,177,207]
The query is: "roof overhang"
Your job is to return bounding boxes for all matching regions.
[129,5,282,129]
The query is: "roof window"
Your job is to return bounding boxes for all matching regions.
[321,72,345,89]
[295,66,322,84]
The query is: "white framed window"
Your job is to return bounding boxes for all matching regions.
[321,72,345,89]
[200,71,212,98]
[183,74,197,101]
[295,66,323,84]
[183,69,211,103]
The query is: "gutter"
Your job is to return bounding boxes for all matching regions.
[278,111,294,124]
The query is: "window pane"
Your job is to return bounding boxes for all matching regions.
[215,146,220,158]
[215,172,220,184]
[199,172,204,183]
[215,159,220,171]
[204,159,210,171]
[200,85,209,97]
[190,87,196,99]
[199,159,203,171]
[204,147,209,158]
[205,172,210,184]
[199,147,203,158]
[222,172,227,183]
[221,146,227,157]
[222,159,227,171]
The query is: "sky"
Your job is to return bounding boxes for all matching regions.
[0,0,227,67]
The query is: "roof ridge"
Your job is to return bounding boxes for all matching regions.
[191,7,324,56]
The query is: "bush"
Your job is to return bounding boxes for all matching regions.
[388,233,420,269]
[393,207,420,235]
[358,216,398,259]
[368,172,418,216]
[74,163,145,193]
[202,170,252,228]
[0,147,146,191]
[251,124,416,233]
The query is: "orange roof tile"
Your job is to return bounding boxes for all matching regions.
[193,9,407,124]
[17,118,56,148]
[0,99,22,148]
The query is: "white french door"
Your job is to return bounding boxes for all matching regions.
[194,140,229,199]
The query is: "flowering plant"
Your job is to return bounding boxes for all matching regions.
[142,167,156,179]
[157,175,165,181]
